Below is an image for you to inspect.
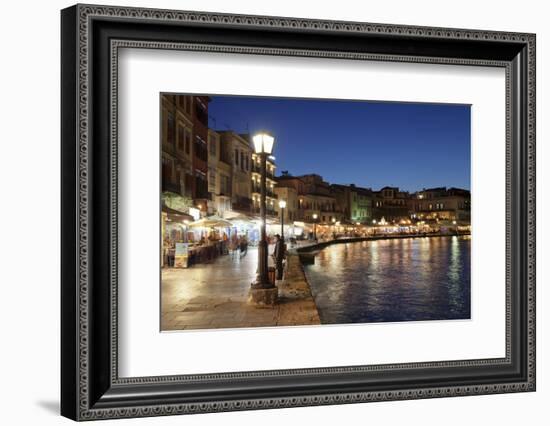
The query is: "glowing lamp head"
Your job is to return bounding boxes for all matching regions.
[332,218,336,223]
[279,199,287,209]
[252,131,274,154]
[312,213,318,220]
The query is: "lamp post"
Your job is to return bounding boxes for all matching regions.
[276,199,287,280]
[452,220,458,236]
[249,131,278,306]
[312,213,318,241]
[279,199,286,240]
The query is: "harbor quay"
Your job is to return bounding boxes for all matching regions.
[161,231,470,330]
[161,245,321,331]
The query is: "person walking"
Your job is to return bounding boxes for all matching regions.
[229,233,238,259]
[239,235,248,257]
[273,234,285,280]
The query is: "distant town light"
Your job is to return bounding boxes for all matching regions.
[279,199,287,209]
[252,131,274,154]
[312,213,318,220]
[332,218,336,223]
[372,219,377,224]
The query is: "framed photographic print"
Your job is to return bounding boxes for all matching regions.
[61,4,536,421]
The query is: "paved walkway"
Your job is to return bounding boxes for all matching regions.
[161,247,320,331]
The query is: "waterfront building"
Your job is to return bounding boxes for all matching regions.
[372,186,410,222]
[161,94,207,266]
[160,94,195,202]
[191,96,211,212]
[217,131,253,214]
[350,185,373,224]
[330,183,373,224]
[276,173,343,224]
[298,193,342,223]
[275,172,308,194]
[274,186,299,223]
[410,187,471,223]
[207,129,232,217]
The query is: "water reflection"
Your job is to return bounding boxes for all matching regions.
[303,236,471,324]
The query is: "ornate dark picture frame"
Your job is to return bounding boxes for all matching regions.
[61,4,536,421]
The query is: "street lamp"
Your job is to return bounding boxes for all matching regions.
[452,220,458,235]
[312,213,318,241]
[249,131,277,305]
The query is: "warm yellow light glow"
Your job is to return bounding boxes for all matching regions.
[279,199,287,209]
[312,213,318,220]
[332,218,336,223]
[252,132,274,154]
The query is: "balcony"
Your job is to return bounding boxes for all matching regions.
[252,207,277,216]
[251,164,275,179]
[194,105,209,128]
[162,181,181,195]
[251,185,276,198]
[232,196,252,212]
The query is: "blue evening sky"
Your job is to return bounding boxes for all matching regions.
[207,95,471,192]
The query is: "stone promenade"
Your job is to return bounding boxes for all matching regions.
[161,247,320,331]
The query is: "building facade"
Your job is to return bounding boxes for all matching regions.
[191,96,210,212]
[252,151,277,216]
[208,129,232,217]
[372,186,410,222]
[410,187,471,222]
[161,94,195,201]
[218,131,253,214]
[274,186,299,223]
[276,173,344,224]
[330,183,373,224]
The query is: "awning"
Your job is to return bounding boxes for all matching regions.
[162,205,194,222]
[188,215,233,228]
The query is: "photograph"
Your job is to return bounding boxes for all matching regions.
[160,94,472,331]
[56,3,536,420]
